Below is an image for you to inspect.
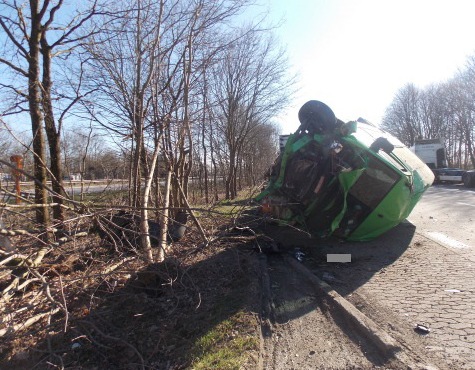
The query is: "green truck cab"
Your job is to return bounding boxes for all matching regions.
[256,100,434,241]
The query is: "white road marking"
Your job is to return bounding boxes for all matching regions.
[426,232,471,249]
[457,202,475,207]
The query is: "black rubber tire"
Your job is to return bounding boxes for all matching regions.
[463,172,475,188]
[298,100,337,134]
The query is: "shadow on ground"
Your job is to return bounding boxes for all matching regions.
[4,239,262,369]
[3,208,416,369]
[254,214,416,295]
[249,213,418,368]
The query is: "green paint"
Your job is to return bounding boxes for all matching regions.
[256,118,434,241]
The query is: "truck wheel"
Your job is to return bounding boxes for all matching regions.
[298,100,337,134]
[463,172,475,188]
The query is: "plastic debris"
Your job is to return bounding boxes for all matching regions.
[322,272,336,282]
[414,324,431,335]
[445,289,461,293]
[294,248,305,262]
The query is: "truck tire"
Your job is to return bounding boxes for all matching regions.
[298,100,337,134]
[463,171,475,188]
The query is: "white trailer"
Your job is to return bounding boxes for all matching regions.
[411,138,472,184]
[410,138,447,169]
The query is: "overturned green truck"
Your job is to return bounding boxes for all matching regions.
[256,100,434,241]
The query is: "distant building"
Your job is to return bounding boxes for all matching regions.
[63,173,82,181]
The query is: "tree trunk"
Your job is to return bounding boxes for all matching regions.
[226,149,235,199]
[140,140,162,263]
[210,125,219,201]
[28,2,50,234]
[132,124,143,207]
[41,39,65,222]
[202,119,209,203]
[158,170,172,262]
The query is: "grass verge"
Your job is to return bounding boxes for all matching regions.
[191,311,259,370]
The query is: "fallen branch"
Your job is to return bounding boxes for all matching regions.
[0,202,66,209]
[101,256,136,275]
[53,231,89,247]
[0,307,60,338]
[1,275,42,304]
[0,227,58,236]
[0,253,28,266]
[1,276,22,303]
[28,268,67,314]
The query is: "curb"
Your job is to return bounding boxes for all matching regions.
[286,256,438,370]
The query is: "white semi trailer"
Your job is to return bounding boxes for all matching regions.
[411,138,475,186]
[411,138,447,170]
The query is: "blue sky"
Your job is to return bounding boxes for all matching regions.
[264,0,475,133]
[9,1,475,137]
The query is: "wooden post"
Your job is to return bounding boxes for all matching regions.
[10,155,24,204]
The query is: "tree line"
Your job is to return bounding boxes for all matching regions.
[0,0,295,260]
[382,55,475,169]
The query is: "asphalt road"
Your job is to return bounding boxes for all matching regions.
[407,183,475,261]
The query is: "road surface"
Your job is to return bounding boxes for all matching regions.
[256,183,475,369]
[408,183,475,261]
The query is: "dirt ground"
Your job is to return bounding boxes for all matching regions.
[1,207,263,369]
[0,204,452,369]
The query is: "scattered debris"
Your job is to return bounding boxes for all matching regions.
[414,324,431,335]
[293,248,305,262]
[322,272,336,282]
[229,226,280,254]
[444,289,461,293]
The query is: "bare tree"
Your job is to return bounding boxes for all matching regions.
[240,122,278,186]
[0,0,104,225]
[85,0,256,260]
[454,58,475,168]
[381,83,421,146]
[211,28,295,199]
[1,0,50,229]
[382,68,475,169]
[418,84,448,140]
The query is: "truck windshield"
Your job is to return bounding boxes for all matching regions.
[391,146,435,185]
[351,121,434,185]
[349,155,400,209]
[351,121,404,148]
